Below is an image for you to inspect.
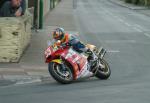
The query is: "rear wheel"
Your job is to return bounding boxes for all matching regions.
[48,62,73,84]
[95,59,111,79]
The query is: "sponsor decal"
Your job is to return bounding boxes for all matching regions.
[45,47,51,58]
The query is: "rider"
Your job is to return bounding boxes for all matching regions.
[52,27,96,68]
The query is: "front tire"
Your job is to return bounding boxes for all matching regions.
[48,62,73,84]
[95,59,111,80]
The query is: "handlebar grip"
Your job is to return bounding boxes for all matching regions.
[61,42,71,47]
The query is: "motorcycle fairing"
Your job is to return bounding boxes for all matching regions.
[60,48,93,79]
[51,59,63,64]
[77,61,93,79]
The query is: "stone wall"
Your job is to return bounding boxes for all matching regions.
[0,11,32,62]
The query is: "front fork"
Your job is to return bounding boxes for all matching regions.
[51,59,70,77]
[51,59,66,70]
[93,48,106,74]
[98,48,106,68]
[98,47,106,60]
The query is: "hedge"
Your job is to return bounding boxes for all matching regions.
[124,0,150,6]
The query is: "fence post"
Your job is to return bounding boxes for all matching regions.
[53,0,55,8]
[39,0,43,29]
[33,0,38,29]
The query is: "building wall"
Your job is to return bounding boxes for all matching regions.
[43,0,50,16]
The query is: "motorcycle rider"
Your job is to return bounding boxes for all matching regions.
[51,27,97,69]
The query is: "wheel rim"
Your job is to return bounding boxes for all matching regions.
[98,60,110,75]
[52,63,73,81]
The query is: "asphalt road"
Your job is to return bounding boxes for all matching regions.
[1,0,150,103]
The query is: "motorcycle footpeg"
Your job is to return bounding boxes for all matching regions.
[98,47,106,59]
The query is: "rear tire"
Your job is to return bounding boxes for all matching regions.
[95,59,111,80]
[48,62,73,84]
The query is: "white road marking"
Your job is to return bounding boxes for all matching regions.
[113,16,132,27]
[105,40,136,43]
[124,22,132,27]
[15,78,42,85]
[134,24,149,31]
[118,18,124,22]
[134,24,143,29]
[101,6,134,29]
[133,27,143,32]
[108,50,120,53]
[144,33,150,38]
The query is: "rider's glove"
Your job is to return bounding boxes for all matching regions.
[86,49,93,55]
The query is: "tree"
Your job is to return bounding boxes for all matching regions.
[139,0,150,6]
[124,0,150,6]
[145,0,150,6]
[125,0,131,3]
[132,0,139,4]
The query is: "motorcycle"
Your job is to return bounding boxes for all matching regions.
[44,41,111,84]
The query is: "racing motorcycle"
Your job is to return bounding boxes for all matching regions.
[45,41,111,84]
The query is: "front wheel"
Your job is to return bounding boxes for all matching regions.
[95,59,111,80]
[48,62,73,84]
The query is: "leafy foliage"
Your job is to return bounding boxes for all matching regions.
[124,0,150,6]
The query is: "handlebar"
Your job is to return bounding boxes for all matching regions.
[60,42,71,47]
[52,42,71,51]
